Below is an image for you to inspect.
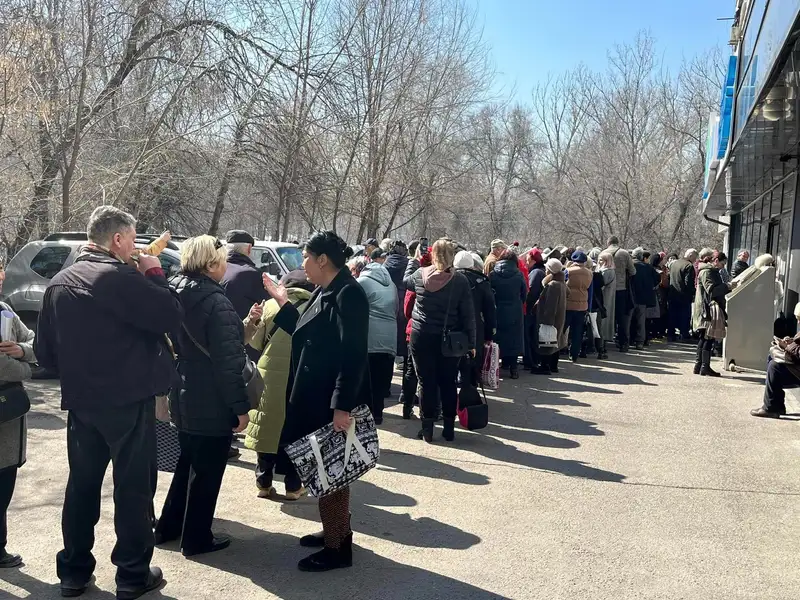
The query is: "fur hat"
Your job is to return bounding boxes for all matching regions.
[454,250,475,270]
[546,258,563,274]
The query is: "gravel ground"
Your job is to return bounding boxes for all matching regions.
[2,343,799,599]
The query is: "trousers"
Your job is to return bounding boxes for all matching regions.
[565,310,586,359]
[615,290,633,347]
[156,432,231,553]
[367,353,395,421]
[763,359,800,413]
[668,296,691,339]
[631,304,648,344]
[410,330,460,420]
[255,452,302,492]
[0,467,17,553]
[57,399,157,588]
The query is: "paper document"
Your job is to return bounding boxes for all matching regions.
[0,310,15,342]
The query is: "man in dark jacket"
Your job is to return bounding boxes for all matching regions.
[730,250,750,279]
[221,230,269,361]
[668,248,698,341]
[630,248,659,350]
[35,205,182,598]
[383,241,410,399]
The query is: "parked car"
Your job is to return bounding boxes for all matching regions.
[0,232,182,330]
[249,241,303,279]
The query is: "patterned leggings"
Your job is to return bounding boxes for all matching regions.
[319,486,351,549]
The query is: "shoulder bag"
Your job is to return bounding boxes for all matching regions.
[0,381,30,424]
[181,323,264,410]
[441,275,470,358]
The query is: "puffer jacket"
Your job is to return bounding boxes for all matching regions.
[358,263,398,355]
[384,251,410,356]
[243,287,312,454]
[566,264,592,311]
[170,273,250,436]
[403,259,476,349]
[0,303,35,471]
[458,268,497,348]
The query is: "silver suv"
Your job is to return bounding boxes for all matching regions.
[1,233,181,330]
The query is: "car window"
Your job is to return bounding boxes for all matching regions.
[29,246,72,279]
[277,247,303,271]
[158,254,181,277]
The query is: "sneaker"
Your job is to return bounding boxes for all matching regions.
[284,486,308,501]
[115,568,163,600]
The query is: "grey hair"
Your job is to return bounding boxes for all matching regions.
[87,205,136,246]
[227,242,251,256]
[632,247,645,260]
[698,247,715,262]
[684,247,698,260]
[380,238,394,252]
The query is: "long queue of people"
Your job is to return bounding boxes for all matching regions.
[0,206,748,597]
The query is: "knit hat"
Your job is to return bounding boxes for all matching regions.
[490,239,508,250]
[454,250,475,270]
[571,251,588,264]
[528,248,543,264]
[546,258,563,274]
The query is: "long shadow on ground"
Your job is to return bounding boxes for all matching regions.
[194,519,509,600]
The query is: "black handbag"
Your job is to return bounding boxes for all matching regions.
[0,382,31,424]
[441,275,470,358]
[457,359,489,430]
[181,323,264,410]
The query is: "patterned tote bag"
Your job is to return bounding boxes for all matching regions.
[285,404,379,497]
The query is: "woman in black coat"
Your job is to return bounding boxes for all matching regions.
[155,235,252,556]
[489,250,527,378]
[264,231,370,573]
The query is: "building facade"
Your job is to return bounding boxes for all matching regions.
[704,0,800,318]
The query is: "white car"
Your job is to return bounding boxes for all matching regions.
[249,242,304,279]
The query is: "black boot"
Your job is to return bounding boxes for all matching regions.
[299,531,326,548]
[693,342,703,375]
[418,418,434,443]
[510,364,519,379]
[402,403,415,420]
[442,417,455,442]
[297,533,353,572]
[699,350,721,377]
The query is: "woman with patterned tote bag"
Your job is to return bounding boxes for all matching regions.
[263,231,373,573]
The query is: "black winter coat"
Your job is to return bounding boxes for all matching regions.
[275,268,371,444]
[669,258,696,301]
[489,259,526,358]
[384,252,410,357]
[403,259,476,349]
[526,264,547,315]
[458,268,497,349]
[35,248,182,411]
[591,271,607,313]
[631,260,659,308]
[170,273,250,437]
[222,252,270,361]
[731,259,749,278]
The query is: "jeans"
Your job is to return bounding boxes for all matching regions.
[615,290,633,347]
[631,304,647,345]
[565,310,586,360]
[57,399,157,588]
[0,467,17,553]
[763,360,800,413]
[410,330,460,420]
[368,353,395,421]
[156,432,231,553]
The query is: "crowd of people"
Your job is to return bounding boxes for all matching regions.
[0,206,769,597]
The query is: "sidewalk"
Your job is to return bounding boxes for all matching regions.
[2,344,799,599]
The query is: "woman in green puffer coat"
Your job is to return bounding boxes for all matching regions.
[243,271,313,500]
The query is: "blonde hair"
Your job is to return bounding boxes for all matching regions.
[180,235,226,274]
[431,239,456,272]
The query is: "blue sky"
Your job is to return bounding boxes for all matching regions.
[477,0,734,97]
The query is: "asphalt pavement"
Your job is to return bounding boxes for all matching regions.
[2,343,799,599]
